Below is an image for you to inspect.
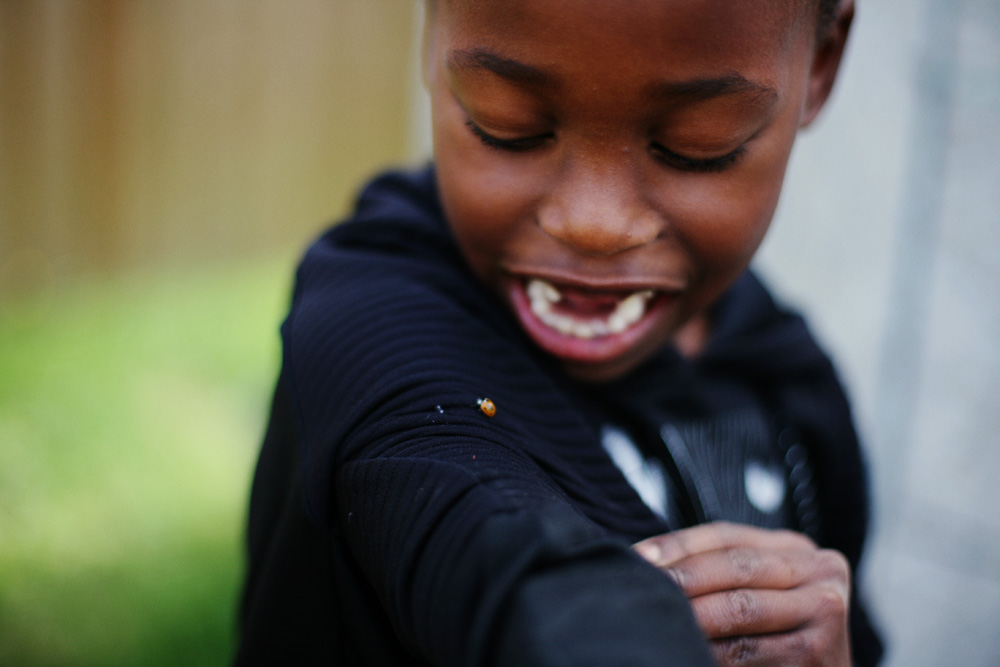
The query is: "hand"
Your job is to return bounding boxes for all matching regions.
[634,522,851,667]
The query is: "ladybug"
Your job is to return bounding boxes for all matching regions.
[477,398,496,417]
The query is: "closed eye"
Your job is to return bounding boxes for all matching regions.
[650,142,747,173]
[465,119,553,152]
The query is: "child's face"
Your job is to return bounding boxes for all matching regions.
[426,0,849,381]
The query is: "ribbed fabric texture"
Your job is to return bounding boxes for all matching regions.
[236,167,882,666]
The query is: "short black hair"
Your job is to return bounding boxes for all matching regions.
[428,0,845,41]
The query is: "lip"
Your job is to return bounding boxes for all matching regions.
[503,264,687,294]
[506,274,674,365]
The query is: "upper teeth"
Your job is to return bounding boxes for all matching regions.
[526,278,655,339]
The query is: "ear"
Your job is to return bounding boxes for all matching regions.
[800,0,855,127]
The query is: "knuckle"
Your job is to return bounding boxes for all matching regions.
[780,626,837,667]
[815,582,849,619]
[725,588,764,629]
[728,546,764,583]
[715,635,760,665]
[786,632,824,667]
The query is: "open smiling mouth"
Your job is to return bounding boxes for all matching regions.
[509,276,668,366]
[526,278,656,339]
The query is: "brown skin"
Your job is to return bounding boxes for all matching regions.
[634,523,852,667]
[426,0,851,382]
[425,0,855,663]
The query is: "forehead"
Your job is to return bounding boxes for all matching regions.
[433,0,813,83]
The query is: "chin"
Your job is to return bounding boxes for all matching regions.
[558,339,664,383]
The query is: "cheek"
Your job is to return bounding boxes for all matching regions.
[662,138,793,280]
[434,155,528,279]
[434,112,545,273]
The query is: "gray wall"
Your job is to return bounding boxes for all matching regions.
[755,1,1000,664]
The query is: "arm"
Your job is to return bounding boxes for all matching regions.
[284,230,715,666]
[339,452,715,666]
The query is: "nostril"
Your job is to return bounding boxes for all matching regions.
[537,203,661,256]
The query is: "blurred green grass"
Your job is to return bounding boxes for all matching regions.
[0,255,294,666]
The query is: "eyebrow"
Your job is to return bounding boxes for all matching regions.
[447,48,553,87]
[647,74,779,106]
[447,49,777,106]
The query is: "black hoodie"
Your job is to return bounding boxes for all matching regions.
[236,168,882,666]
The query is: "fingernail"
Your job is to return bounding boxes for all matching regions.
[634,542,661,562]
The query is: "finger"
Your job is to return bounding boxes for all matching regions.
[666,546,849,598]
[633,522,815,569]
[689,582,850,639]
[665,546,811,597]
[710,624,851,667]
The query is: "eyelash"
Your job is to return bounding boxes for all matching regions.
[465,118,746,172]
[650,142,748,173]
[465,119,552,152]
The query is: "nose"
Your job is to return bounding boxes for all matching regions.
[537,161,662,257]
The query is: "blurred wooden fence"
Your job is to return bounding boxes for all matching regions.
[0,0,418,297]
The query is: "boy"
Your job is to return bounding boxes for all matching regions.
[237,0,882,665]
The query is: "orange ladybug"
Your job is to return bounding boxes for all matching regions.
[477,398,496,417]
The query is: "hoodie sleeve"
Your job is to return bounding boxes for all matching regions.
[278,176,716,666]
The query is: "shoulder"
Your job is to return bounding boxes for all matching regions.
[293,166,463,302]
[285,166,514,372]
[281,166,541,417]
[279,167,600,499]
